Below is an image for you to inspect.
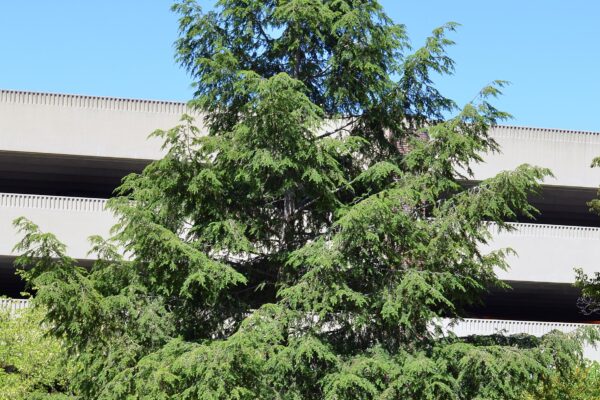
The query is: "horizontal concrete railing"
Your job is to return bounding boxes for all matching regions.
[443,317,600,360]
[469,125,600,189]
[0,298,29,312]
[0,193,113,260]
[0,192,599,283]
[484,222,600,283]
[443,317,593,337]
[0,192,106,212]
[0,89,197,160]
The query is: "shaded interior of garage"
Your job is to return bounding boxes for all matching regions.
[0,151,150,198]
[465,280,598,323]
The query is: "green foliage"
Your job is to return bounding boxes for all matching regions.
[575,158,600,315]
[523,360,600,400]
[0,304,72,399]
[563,157,600,395]
[587,156,600,217]
[12,0,592,398]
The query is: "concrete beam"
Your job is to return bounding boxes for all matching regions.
[0,192,596,285]
[0,89,195,160]
[470,125,600,189]
[484,222,600,283]
[0,193,113,260]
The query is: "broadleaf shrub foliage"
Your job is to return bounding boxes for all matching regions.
[0,304,73,399]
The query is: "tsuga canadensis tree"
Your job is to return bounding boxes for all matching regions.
[14,0,598,398]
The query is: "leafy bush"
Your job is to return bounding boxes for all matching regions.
[524,359,600,399]
[0,303,72,399]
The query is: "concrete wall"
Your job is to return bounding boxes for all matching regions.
[0,90,195,160]
[0,193,112,260]
[484,222,600,283]
[1,191,597,284]
[469,125,600,189]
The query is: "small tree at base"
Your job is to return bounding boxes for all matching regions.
[14,1,598,398]
[0,305,72,399]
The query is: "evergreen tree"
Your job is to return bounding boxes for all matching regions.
[14,1,597,398]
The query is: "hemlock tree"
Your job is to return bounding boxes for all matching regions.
[14,1,598,398]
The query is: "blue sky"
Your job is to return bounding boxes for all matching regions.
[0,1,598,131]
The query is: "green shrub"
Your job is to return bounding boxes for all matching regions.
[524,360,600,400]
[0,303,73,399]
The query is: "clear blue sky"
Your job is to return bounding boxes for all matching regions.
[0,1,597,131]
